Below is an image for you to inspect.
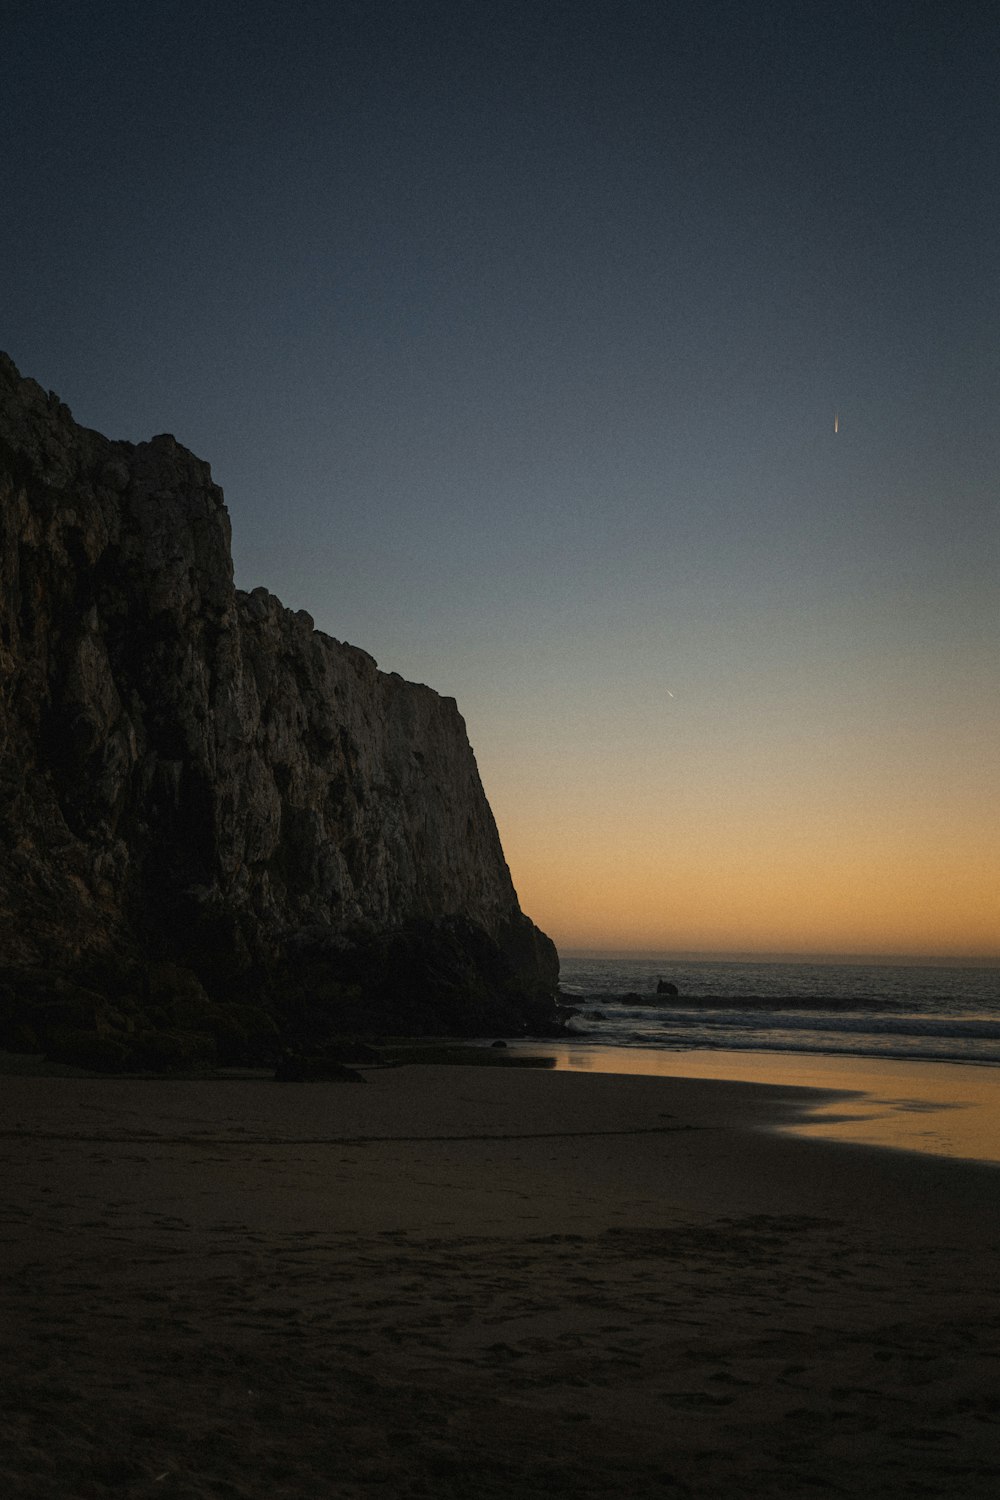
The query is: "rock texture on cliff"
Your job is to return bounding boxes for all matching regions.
[0,353,559,1067]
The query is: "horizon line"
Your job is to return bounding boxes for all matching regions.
[557,948,1000,968]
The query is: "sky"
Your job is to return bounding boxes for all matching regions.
[3,0,998,960]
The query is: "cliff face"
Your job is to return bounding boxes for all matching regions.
[0,353,558,1065]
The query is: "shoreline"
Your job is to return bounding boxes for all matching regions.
[4,1065,1000,1496]
[6,1032,1000,1163]
[7,1031,1000,1169]
[516,1042,1000,1165]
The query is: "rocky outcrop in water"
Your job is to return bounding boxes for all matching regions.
[0,353,559,1067]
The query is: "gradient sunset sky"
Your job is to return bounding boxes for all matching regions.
[4,1,997,958]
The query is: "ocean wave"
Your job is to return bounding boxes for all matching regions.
[597,1008,1000,1040]
[585,993,911,1013]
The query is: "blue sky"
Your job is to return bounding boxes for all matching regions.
[4,1,998,954]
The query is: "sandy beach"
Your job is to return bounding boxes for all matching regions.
[3,1063,999,1498]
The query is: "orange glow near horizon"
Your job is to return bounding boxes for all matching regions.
[513,845,1000,960]
[506,832,999,959]
[482,714,1000,962]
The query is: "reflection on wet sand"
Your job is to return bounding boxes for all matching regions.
[531,1044,1000,1163]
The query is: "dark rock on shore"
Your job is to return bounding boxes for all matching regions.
[0,353,560,1067]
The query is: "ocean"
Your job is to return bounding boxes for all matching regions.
[557,953,1000,1068]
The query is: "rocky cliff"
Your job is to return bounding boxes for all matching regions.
[0,353,559,1068]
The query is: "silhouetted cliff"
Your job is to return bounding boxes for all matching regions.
[0,353,559,1068]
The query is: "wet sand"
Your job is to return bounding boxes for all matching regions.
[531,1043,1000,1164]
[3,1065,999,1498]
